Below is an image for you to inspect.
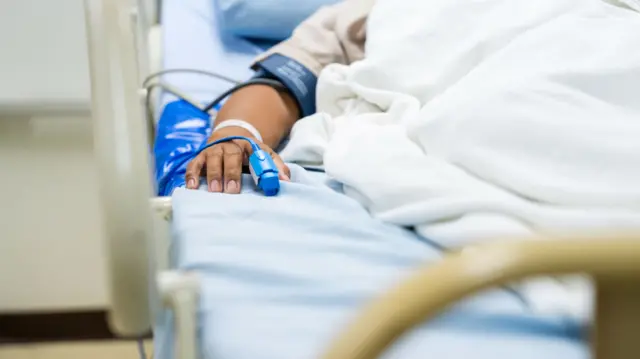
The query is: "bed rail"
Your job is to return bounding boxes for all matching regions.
[321,238,640,359]
[138,0,161,26]
[84,0,156,336]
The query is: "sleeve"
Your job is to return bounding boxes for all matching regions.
[251,0,373,117]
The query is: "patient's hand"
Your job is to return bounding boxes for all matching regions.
[184,127,290,194]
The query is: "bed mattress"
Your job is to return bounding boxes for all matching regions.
[160,166,587,359]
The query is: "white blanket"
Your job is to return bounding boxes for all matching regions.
[281,0,640,322]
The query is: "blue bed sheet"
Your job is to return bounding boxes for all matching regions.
[156,166,587,359]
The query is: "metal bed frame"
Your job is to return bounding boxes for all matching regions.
[83,0,640,358]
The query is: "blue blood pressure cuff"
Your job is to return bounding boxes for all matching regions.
[252,53,317,118]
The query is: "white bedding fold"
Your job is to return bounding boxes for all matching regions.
[281,0,640,322]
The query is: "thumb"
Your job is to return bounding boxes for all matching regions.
[262,146,290,181]
[272,155,291,181]
[277,163,291,181]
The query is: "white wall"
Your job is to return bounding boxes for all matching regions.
[0,0,109,312]
[0,0,91,114]
[0,117,109,312]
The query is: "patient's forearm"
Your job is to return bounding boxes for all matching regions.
[213,85,300,148]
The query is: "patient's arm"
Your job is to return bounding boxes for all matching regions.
[186,0,374,193]
[214,84,299,150]
[212,0,374,145]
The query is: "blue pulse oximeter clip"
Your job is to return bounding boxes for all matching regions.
[195,136,280,196]
[248,147,280,196]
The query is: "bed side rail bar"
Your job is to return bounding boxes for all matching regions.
[321,238,640,359]
[143,0,161,25]
[84,0,156,336]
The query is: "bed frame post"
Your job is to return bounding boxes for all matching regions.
[158,271,201,359]
[592,278,640,359]
[84,0,156,336]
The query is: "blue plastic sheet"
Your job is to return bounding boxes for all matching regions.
[154,100,214,196]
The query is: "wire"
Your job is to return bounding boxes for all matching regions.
[201,78,287,112]
[142,68,241,88]
[145,82,203,111]
[143,82,208,147]
[302,166,326,173]
[136,338,148,359]
[142,68,247,139]
[142,70,287,140]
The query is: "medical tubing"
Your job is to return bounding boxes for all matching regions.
[158,136,261,191]
[142,68,241,88]
[145,82,204,111]
[201,78,287,112]
[136,338,149,359]
[143,68,245,128]
[198,135,261,153]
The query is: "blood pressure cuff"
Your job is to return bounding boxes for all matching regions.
[252,53,317,118]
[154,100,211,196]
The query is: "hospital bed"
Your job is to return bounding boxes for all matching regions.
[83,0,640,358]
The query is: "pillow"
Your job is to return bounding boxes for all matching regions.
[214,0,341,41]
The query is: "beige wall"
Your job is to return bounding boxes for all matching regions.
[0,116,109,312]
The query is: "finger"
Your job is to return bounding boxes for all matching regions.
[234,140,253,165]
[278,162,291,181]
[265,148,291,181]
[205,146,224,192]
[222,143,243,194]
[185,153,205,189]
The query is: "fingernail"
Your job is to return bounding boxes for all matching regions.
[187,178,195,189]
[282,174,290,181]
[210,180,221,192]
[225,180,238,193]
